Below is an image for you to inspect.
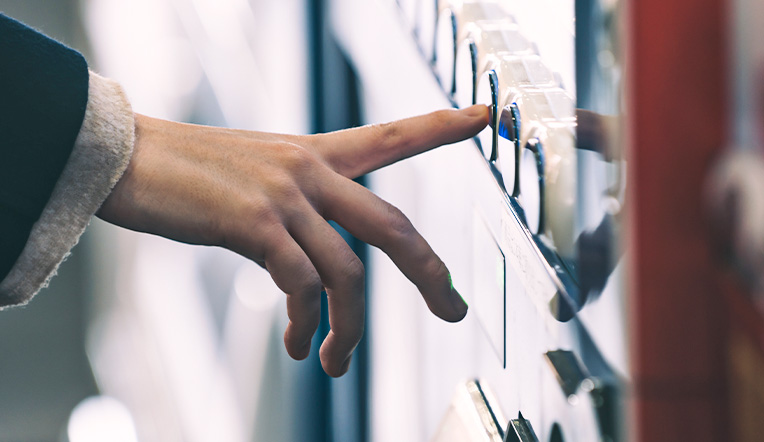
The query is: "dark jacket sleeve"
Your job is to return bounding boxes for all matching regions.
[0,13,89,283]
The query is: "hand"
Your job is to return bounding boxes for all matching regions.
[98,105,490,376]
[576,109,621,161]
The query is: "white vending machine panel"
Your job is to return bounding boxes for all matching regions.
[331,0,626,440]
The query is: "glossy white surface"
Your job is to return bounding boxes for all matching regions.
[536,124,576,256]
[454,39,475,107]
[418,0,438,61]
[494,55,555,89]
[496,125,516,195]
[397,0,418,30]
[498,0,575,97]
[472,212,506,366]
[431,382,505,442]
[470,26,533,79]
[456,1,512,38]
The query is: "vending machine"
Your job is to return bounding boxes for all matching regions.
[330,0,625,440]
[332,0,764,439]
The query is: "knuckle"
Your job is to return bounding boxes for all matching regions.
[269,174,303,202]
[384,204,415,240]
[373,121,401,144]
[294,273,324,297]
[345,256,366,282]
[280,264,322,320]
[432,109,452,125]
[279,142,317,172]
[338,255,365,290]
[427,109,456,131]
[422,256,449,284]
[243,197,280,227]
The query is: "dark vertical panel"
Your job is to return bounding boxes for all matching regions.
[307,0,367,440]
[574,0,596,111]
[628,0,729,440]
[305,2,332,441]
[309,0,326,135]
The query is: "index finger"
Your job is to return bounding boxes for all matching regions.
[311,105,489,179]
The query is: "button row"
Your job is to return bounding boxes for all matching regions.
[417,0,577,257]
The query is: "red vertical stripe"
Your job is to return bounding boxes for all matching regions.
[628,0,730,440]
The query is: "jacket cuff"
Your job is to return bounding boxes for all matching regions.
[0,71,135,307]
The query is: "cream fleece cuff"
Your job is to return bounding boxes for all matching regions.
[0,71,135,307]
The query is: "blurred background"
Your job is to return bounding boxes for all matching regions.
[0,0,365,440]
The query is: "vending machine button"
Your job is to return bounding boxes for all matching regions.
[476,70,499,161]
[455,39,477,107]
[497,103,521,196]
[504,413,540,442]
[519,139,544,235]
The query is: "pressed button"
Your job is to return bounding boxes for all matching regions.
[476,70,498,161]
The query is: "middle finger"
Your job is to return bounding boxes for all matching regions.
[286,200,366,377]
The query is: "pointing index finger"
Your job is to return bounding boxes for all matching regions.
[311,105,489,179]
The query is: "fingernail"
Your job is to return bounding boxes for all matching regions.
[448,274,469,319]
[451,287,469,318]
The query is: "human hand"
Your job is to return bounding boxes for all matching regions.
[98,105,490,376]
[576,109,621,161]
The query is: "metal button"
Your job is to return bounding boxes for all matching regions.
[498,103,521,195]
[476,70,498,161]
[504,412,540,442]
[519,138,545,234]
